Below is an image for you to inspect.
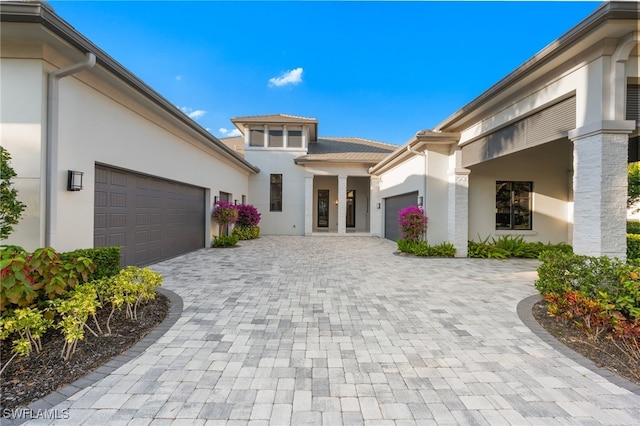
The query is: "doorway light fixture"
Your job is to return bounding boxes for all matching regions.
[67,170,84,191]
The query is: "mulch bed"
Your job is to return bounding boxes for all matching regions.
[532,300,639,387]
[0,293,169,411]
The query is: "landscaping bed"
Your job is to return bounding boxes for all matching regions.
[0,292,169,411]
[533,299,640,387]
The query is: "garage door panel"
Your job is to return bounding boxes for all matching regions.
[94,165,205,267]
[384,191,418,242]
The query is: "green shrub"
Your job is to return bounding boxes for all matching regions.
[468,235,572,259]
[627,234,640,261]
[212,235,239,248]
[0,246,94,311]
[535,250,622,299]
[627,221,640,235]
[397,239,456,257]
[60,246,121,280]
[232,225,260,240]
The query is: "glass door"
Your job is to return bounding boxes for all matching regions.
[317,190,329,228]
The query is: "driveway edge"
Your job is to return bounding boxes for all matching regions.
[517,293,640,396]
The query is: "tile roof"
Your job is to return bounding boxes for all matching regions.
[295,137,396,164]
[230,114,318,124]
[219,136,245,156]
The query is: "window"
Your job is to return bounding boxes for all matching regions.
[269,127,284,147]
[249,128,265,147]
[270,174,282,212]
[288,129,303,148]
[496,181,532,230]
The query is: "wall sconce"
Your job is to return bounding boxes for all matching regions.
[335,199,339,205]
[214,195,219,204]
[67,170,84,191]
[417,196,423,206]
[376,203,381,209]
[234,199,238,205]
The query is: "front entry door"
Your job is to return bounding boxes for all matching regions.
[346,190,355,228]
[317,190,329,227]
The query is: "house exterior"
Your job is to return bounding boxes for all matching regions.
[1,1,638,265]
[371,1,639,259]
[1,1,259,266]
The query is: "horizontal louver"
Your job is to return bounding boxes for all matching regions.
[462,96,576,167]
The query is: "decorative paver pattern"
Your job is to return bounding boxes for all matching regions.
[13,236,640,425]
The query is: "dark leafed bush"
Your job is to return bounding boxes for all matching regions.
[60,246,121,281]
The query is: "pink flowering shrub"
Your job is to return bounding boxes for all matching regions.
[236,204,261,227]
[212,201,238,236]
[398,206,427,242]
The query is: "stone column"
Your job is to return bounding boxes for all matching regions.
[304,175,314,235]
[569,121,634,259]
[448,167,470,258]
[338,176,347,234]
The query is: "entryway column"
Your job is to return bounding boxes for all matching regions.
[448,167,470,258]
[338,175,347,234]
[370,176,381,237]
[569,121,634,259]
[304,175,313,235]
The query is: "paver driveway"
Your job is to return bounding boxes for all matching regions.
[20,236,640,425]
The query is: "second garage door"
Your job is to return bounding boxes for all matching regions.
[384,191,418,242]
[94,165,206,266]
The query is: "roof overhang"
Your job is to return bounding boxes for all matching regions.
[369,130,460,175]
[433,1,640,133]
[230,115,318,143]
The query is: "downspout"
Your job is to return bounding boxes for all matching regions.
[407,143,428,241]
[45,52,96,247]
[406,143,427,208]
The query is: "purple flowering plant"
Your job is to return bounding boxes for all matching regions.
[212,200,238,235]
[397,205,428,242]
[236,204,261,227]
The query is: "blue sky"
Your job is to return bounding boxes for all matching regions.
[49,1,601,145]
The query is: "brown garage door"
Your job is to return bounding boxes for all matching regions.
[384,191,418,242]
[94,165,205,266]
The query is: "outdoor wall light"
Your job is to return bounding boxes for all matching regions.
[417,196,423,206]
[335,199,339,205]
[376,203,381,209]
[234,199,238,205]
[67,170,84,191]
[214,195,219,204]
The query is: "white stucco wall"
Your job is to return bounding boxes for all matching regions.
[468,140,573,244]
[378,155,426,199]
[245,150,306,235]
[2,55,253,252]
[1,58,46,249]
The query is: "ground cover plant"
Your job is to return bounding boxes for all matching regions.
[0,246,168,410]
[468,235,572,259]
[397,239,456,257]
[534,250,640,384]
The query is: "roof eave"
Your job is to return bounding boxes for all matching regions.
[1,1,260,174]
[433,1,639,132]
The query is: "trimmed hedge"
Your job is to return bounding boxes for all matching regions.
[628,234,640,261]
[60,246,121,281]
[232,225,260,240]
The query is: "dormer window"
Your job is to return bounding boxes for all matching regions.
[269,127,284,147]
[250,128,265,147]
[288,129,303,148]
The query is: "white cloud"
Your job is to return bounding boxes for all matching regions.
[175,75,183,81]
[268,67,303,88]
[179,106,206,120]
[219,127,242,137]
